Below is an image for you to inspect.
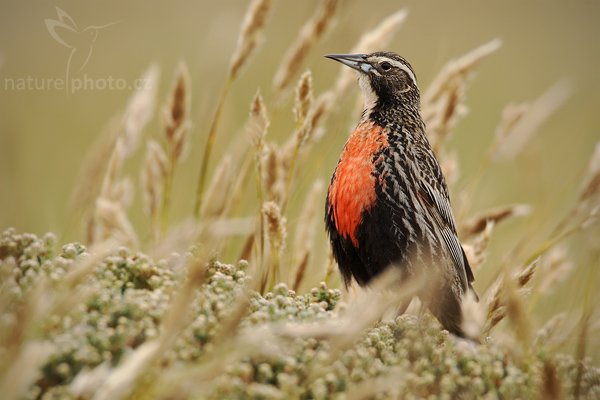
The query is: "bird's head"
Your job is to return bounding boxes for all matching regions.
[82,21,120,42]
[326,51,419,111]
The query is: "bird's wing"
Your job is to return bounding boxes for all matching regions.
[416,181,473,292]
[408,137,475,291]
[372,127,475,293]
[375,160,473,294]
[45,8,79,49]
[45,19,78,48]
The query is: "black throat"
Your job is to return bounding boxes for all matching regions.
[368,91,423,134]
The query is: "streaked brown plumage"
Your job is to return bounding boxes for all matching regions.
[324,52,476,337]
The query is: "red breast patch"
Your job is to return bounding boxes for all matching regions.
[328,122,389,247]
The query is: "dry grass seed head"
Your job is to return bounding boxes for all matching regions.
[502,271,533,348]
[461,221,494,273]
[574,307,593,400]
[100,138,126,200]
[440,150,460,187]
[72,65,156,205]
[272,0,337,95]
[540,359,563,400]
[164,63,190,137]
[422,39,502,152]
[495,102,530,145]
[294,70,313,125]
[162,62,191,162]
[578,142,600,211]
[121,64,160,155]
[93,138,138,246]
[286,90,334,156]
[141,140,168,220]
[148,140,169,178]
[334,9,408,96]
[71,65,158,233]
[0,342,53,400]
[167,128,188,163]
[427,85,466,152]
[305,91,332,140]
[484,259,538,334]
[262,201,287,252]
[193,0,271,216]
[461,204,531,239]
[284,71,316,169]
[70,116,122,214]
[229,0,272,81]
[70,363,111,398]
[536,246,574,295]
[492,80,572,161]
[534,313,567,349]
[423,39,502,107]
[485,290,505,334]
[516,258,538,289]
[248,90,270,146]
[109,177,134,209]
[92,339,161,400]
[263,144,286,204]
[94,198,139,247]
[460,289,486,341]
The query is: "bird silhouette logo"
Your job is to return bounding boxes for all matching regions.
[45,7,118,84]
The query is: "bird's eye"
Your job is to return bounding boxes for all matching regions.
[380,62,392,71]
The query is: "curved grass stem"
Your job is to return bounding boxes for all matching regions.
[524,223,582,267]
[194,80,232,218]
[160,154,176,236]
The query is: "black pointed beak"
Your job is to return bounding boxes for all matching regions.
[325,53,372,73]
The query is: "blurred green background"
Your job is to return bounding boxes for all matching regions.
[1,0,599,353]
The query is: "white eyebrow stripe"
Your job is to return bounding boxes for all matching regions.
[389,60,417,86]
[372,56,417,86]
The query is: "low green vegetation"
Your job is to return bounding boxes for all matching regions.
[1,229,598,399]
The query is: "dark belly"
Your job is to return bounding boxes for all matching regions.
[325,193,416,287]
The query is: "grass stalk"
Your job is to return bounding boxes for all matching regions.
[194,80,232,217]
[160,153,176,234]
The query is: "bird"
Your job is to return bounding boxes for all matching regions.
[45,7,118,79]
[324,52,476,337]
